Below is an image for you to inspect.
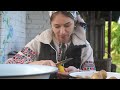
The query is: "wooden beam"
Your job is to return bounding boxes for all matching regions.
[108,11,112,58]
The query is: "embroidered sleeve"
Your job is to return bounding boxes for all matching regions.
[80,41,96,71]
[5,35,41,64]
[81,61,96,70]
[5,47,38,64]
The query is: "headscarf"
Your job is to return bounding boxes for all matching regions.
[49,11,87,42]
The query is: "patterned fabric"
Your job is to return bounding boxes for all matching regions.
[81,61,96,70]
[49,11,87,30]
[58,43,66,62]
[5,47,37,64]
[49,11,79,21]
[6,54,32,64]
[57,44,62,61]
[21,47,37,60]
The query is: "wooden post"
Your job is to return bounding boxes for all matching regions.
[108,11,112,58]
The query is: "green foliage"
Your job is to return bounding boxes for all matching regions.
[105,21,120,54]
[111,54,120,73]
[105,18,120,73]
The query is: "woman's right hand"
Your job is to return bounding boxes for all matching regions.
[57,66,79,79]
[29,60,56,67]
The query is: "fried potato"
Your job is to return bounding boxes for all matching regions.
[91,72,103,79]
[108,76,118,79]
[99,70,107,79]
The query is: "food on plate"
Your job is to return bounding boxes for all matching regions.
[108,76,118,79]
[99,70,107,79]
[71,70,118,79]
[90,70,118,79]
[57,64,65,73]
[91,72,103,79]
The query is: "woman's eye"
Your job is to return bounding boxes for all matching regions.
[54,26,60,28]
[64,24,70,28]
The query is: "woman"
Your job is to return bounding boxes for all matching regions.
[5,11,96,79]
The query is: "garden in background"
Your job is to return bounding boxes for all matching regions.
[105,21,120,73]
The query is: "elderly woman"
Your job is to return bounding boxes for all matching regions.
[5,11,96,79]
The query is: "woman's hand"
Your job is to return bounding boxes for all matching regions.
[57,66,79,79]
[66,66,79,73]
[29,60,56,67]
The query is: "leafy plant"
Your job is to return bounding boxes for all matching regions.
[105,21,120,54]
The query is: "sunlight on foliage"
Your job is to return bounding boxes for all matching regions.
[105,21,120,54]
[105,21,120,73]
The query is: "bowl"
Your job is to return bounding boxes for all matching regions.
[0,64,58,79]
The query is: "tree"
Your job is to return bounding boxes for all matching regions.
[105,21,120,54]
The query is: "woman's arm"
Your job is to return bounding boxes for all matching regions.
[5,37,40,64]
[5,36,56,67]
[80,41,96,71]
[29,60,56,66]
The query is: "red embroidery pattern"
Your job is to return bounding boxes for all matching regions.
[6,47,37,64]
[6,58,17,64]
[21,47,37,60]
[57,44,62,61]
[81,61,96,70]
[6,54,33,64]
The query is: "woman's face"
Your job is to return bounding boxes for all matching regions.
[51,13,75,43]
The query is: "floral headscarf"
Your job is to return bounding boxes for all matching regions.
[49,11,87,42]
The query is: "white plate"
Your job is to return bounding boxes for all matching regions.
[69,71,120,79]
[0,64,58,79]
[69,71,96,78]
[106,72,120,79]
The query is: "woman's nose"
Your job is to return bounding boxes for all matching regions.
[60,27,66,35]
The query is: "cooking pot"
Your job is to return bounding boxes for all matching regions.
[0,64,58,79]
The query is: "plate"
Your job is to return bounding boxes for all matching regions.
[106,72,120,79]
[69,71,120,79]
[69,70,96,78]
